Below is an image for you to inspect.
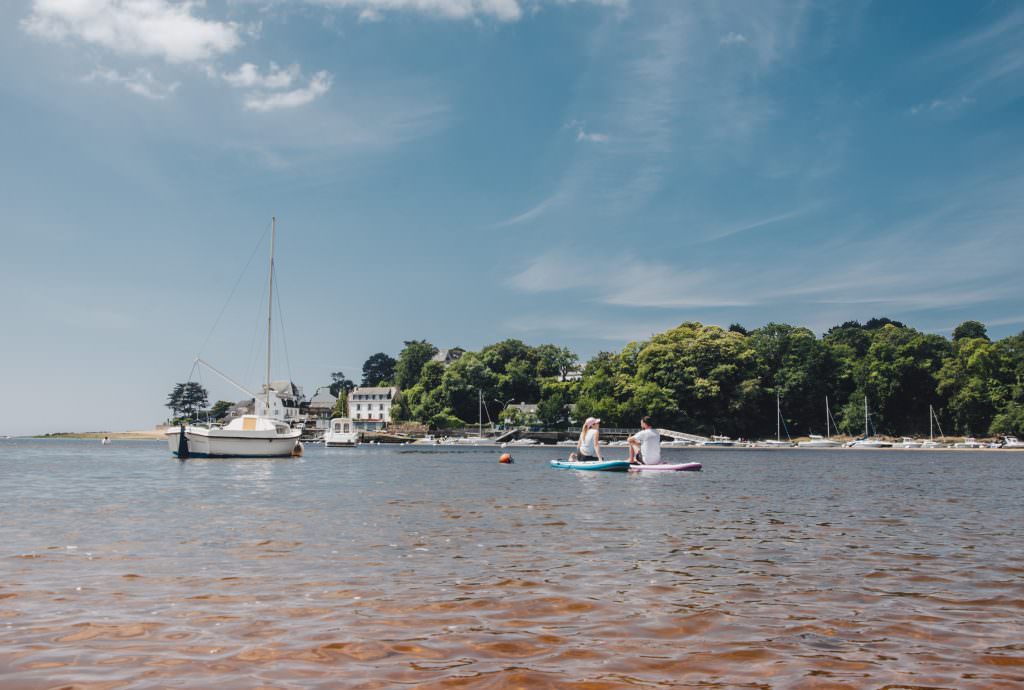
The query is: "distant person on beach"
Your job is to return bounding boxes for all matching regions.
[574,417,603,462]
[628,416,661,465]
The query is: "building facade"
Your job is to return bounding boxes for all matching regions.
[348,386,398,431]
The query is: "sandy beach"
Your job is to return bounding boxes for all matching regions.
[35,429,166,440]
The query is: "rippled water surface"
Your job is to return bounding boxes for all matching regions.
[1,439,1023,689]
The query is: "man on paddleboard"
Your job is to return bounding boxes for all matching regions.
[628,416,661,465]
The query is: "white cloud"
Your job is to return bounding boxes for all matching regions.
[22,0,242,63]
[567,119,608,143]
[720,31,747,45]
[222,62,300,89]
[308,0,626,22]
[243,71,333,111]
[83,67,180,99]
[311,0,523,22]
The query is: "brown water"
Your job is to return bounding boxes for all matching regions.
[1,439,1022,688]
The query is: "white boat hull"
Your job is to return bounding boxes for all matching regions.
[166,426,300,458]
[798,440,843,448]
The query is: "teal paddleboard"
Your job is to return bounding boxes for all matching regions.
[550,459,631,471]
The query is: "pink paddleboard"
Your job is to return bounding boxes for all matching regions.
[628,462,702,472]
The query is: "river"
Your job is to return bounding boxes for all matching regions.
[1,439,1022,688]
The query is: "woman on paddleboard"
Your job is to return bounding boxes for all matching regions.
[575,417,603,462]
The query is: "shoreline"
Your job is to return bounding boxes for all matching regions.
[32,430,166,440]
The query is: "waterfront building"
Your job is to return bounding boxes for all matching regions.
[348,386,398,431]
[306,386,338,434]
[255,380,305,425]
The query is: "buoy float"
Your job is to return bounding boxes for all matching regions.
[499,452,513,464]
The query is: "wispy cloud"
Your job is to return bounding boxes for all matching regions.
[307,0,626,23]
[720,31,747,45]
[22,0,242,63]
[82,67,180,100]
[509,172,1024,314]
[243,71,333,111]
[567,119,608,143]
[909,95,976,116]
[492,191,567,228]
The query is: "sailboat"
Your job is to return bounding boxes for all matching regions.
[165,218,302,458]
[798,396,842,447]
[759,393,794,447]
[919,405,946,448]
[846,397,891,448]
[448,391,495,445]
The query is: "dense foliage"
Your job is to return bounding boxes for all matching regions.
[331,319,1024,436]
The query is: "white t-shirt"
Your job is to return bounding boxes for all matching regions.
[634,428,662,464]
[579,428,598,456]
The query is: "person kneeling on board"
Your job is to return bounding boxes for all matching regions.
[628,416,661,465]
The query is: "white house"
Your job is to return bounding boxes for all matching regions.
[348,386,398,431]
[255,380,305,424]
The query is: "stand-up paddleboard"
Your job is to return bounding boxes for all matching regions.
[629,462,702,472]
[550,459,631,472]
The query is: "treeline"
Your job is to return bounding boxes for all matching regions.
[344,317,1024,437]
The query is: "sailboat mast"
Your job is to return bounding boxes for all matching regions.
[776,393,781,442]
[825,396,830,439]
[929,404,933,442]
[864,396,869,437]
[266,217,275,409]
[478,389,482,438]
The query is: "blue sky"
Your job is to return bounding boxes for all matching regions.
[1,1,1022,435]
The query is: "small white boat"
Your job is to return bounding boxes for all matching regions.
[166,416,300,458]
[758,394,794,447]
[799,396,843,447]
[700,435,735,447]
[1003,436,1024,448]
[953,437,985,449]
[662,439,696,447]
[799,434,842,448]
[324,417,359,447]
[895,437,922,448]
[847,438,893,448]
[919,440,944,448]
[507,438,539,446]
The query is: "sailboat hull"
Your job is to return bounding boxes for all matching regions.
[166,427,300,458]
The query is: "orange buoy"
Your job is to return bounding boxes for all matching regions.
[499,453,513,464]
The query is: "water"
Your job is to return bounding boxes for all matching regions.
[1,439,1022,688]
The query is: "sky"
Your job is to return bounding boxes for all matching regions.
[1,0,1023,435]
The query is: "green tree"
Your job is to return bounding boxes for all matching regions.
[395,340,438,390]
[937,336,1008,434]
[440,352,500,423]
[166,382,208,419]
[534,344,579,380]
[990,403,1024,436]
[361,352,397,387]
[331,391,348,418]
[536,380,575,428]
[209,400,233,421]
[953,320,988,342]
[329,371,355,397]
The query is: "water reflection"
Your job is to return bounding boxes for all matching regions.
[1,440,1022,687]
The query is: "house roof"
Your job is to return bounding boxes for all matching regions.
[308,386,337,409]
[349,386,397,397]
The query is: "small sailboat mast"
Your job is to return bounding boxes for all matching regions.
[776,393,781,443]
[825,396,831,439]
[864,396,869,438]
[266,216,276,410]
